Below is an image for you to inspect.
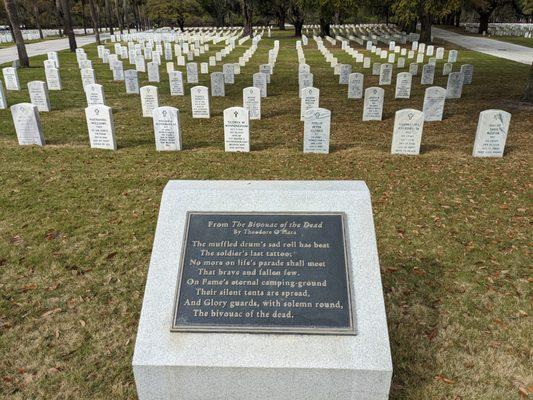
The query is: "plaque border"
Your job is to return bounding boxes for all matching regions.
[171,211,356,335]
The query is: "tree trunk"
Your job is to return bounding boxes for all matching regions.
[522,62,533,103]
[294,19,303,37]
[4,0,29,67]
[88,0,101,44]
[178,15,185,31]
[319,16,330,37]
[81,0,87,34]
[419,13,432,43]
[32,3,44,39]
[242,0,253,37]
[60,0,77,51]
[478,12,490,34]
[55,0,63,36]
[114,0,124,33]
[277,13,285,30]
[455,10,461,27]
[105,0,114,34]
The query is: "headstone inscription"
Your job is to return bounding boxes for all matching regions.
[303,108,331,154]
[422,86,446,122]
[446,72,464,99]
[362,87,385,121]
[472,110,511,157]
[169,71,184,96]
[140,85,159,117]
[11,103,45,146]
[395,72,412,99]
[45,67,62,90]
[125,70,140,94]
[85,104,116,150]
[210,72,225,97]
[186,62,199,84]
[379,63,393,85]
[223,63,235,84]
[409,63,419,76]
[133,179,392,399]
[191,86,210,118]
[242,86,261,120]
[81,68,96,88]
[339,64,351,84]
[27,81,50,112]
[347,73,364,99]
[147,61,160,82]
[297,85,319,120]
[224,106,250,152]
[460,64,474,84]
[390,109,425,155]
[3,67,20,91]
[85,83,106,106]
[421,64,435,85]
[152,106,182,151]
[253,72,267,98]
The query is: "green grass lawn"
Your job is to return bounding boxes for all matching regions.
[0,30,531,399]
[0,36,63,49]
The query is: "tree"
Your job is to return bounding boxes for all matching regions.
[392,0,459,43]
[469,0,513,34]
[274,0,289,29]
[199,0,227,26]
[523,63,533,103]
[88,0,100,43]
[288,0,305,36]
[301,0,355,37]
[3,0,29,67]
[146,0,199,30]
[242,0,253,36]
[60,0,77,51]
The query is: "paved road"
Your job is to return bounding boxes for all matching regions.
[0,35,108,65]
[433,27,533,65]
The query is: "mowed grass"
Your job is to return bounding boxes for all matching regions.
[0,29,531,399]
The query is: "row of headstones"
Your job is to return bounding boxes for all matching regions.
[8,101,511,158]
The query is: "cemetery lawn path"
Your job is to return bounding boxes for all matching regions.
[0,30,531,400]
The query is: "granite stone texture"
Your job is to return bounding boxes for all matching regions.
[133,180,392,400]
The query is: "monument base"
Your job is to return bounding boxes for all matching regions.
[133,180,392,400]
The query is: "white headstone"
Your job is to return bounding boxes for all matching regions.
[169,71,184,96]
[3,67,20,90]
[140,85,159,117]
[362,87,385,121]
[85,83,106,106]
[153,106,182,151]
[300,87,320,121]
[191,86,210,118]
[242,86,261,120]
[303,108,331,154]
[448,50,458,63]
[81,68,96,88]
[348,73,364,99]
[442,62,453,76]
[379,64,393,85]
[395,72,412,99]
[224,107,250,152]
[409,63,419,76]
[186,62,199,84]
[422,86,446,121]
[147,62,160,82]
[85,104,116,150]
[125,70,140,94]
[339,64,351,84]
[446,72,464,99]
[253,72,267,98]
[0,80,6,109]
[28,81,50,112]
[391,109,425,155]
[460,64,474,84]
[223,64,235,84]
[211,72,225,97]
[45,67,62,90]
[472,109,511,157]
[421,64,435,85]
[11,103,44,145]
